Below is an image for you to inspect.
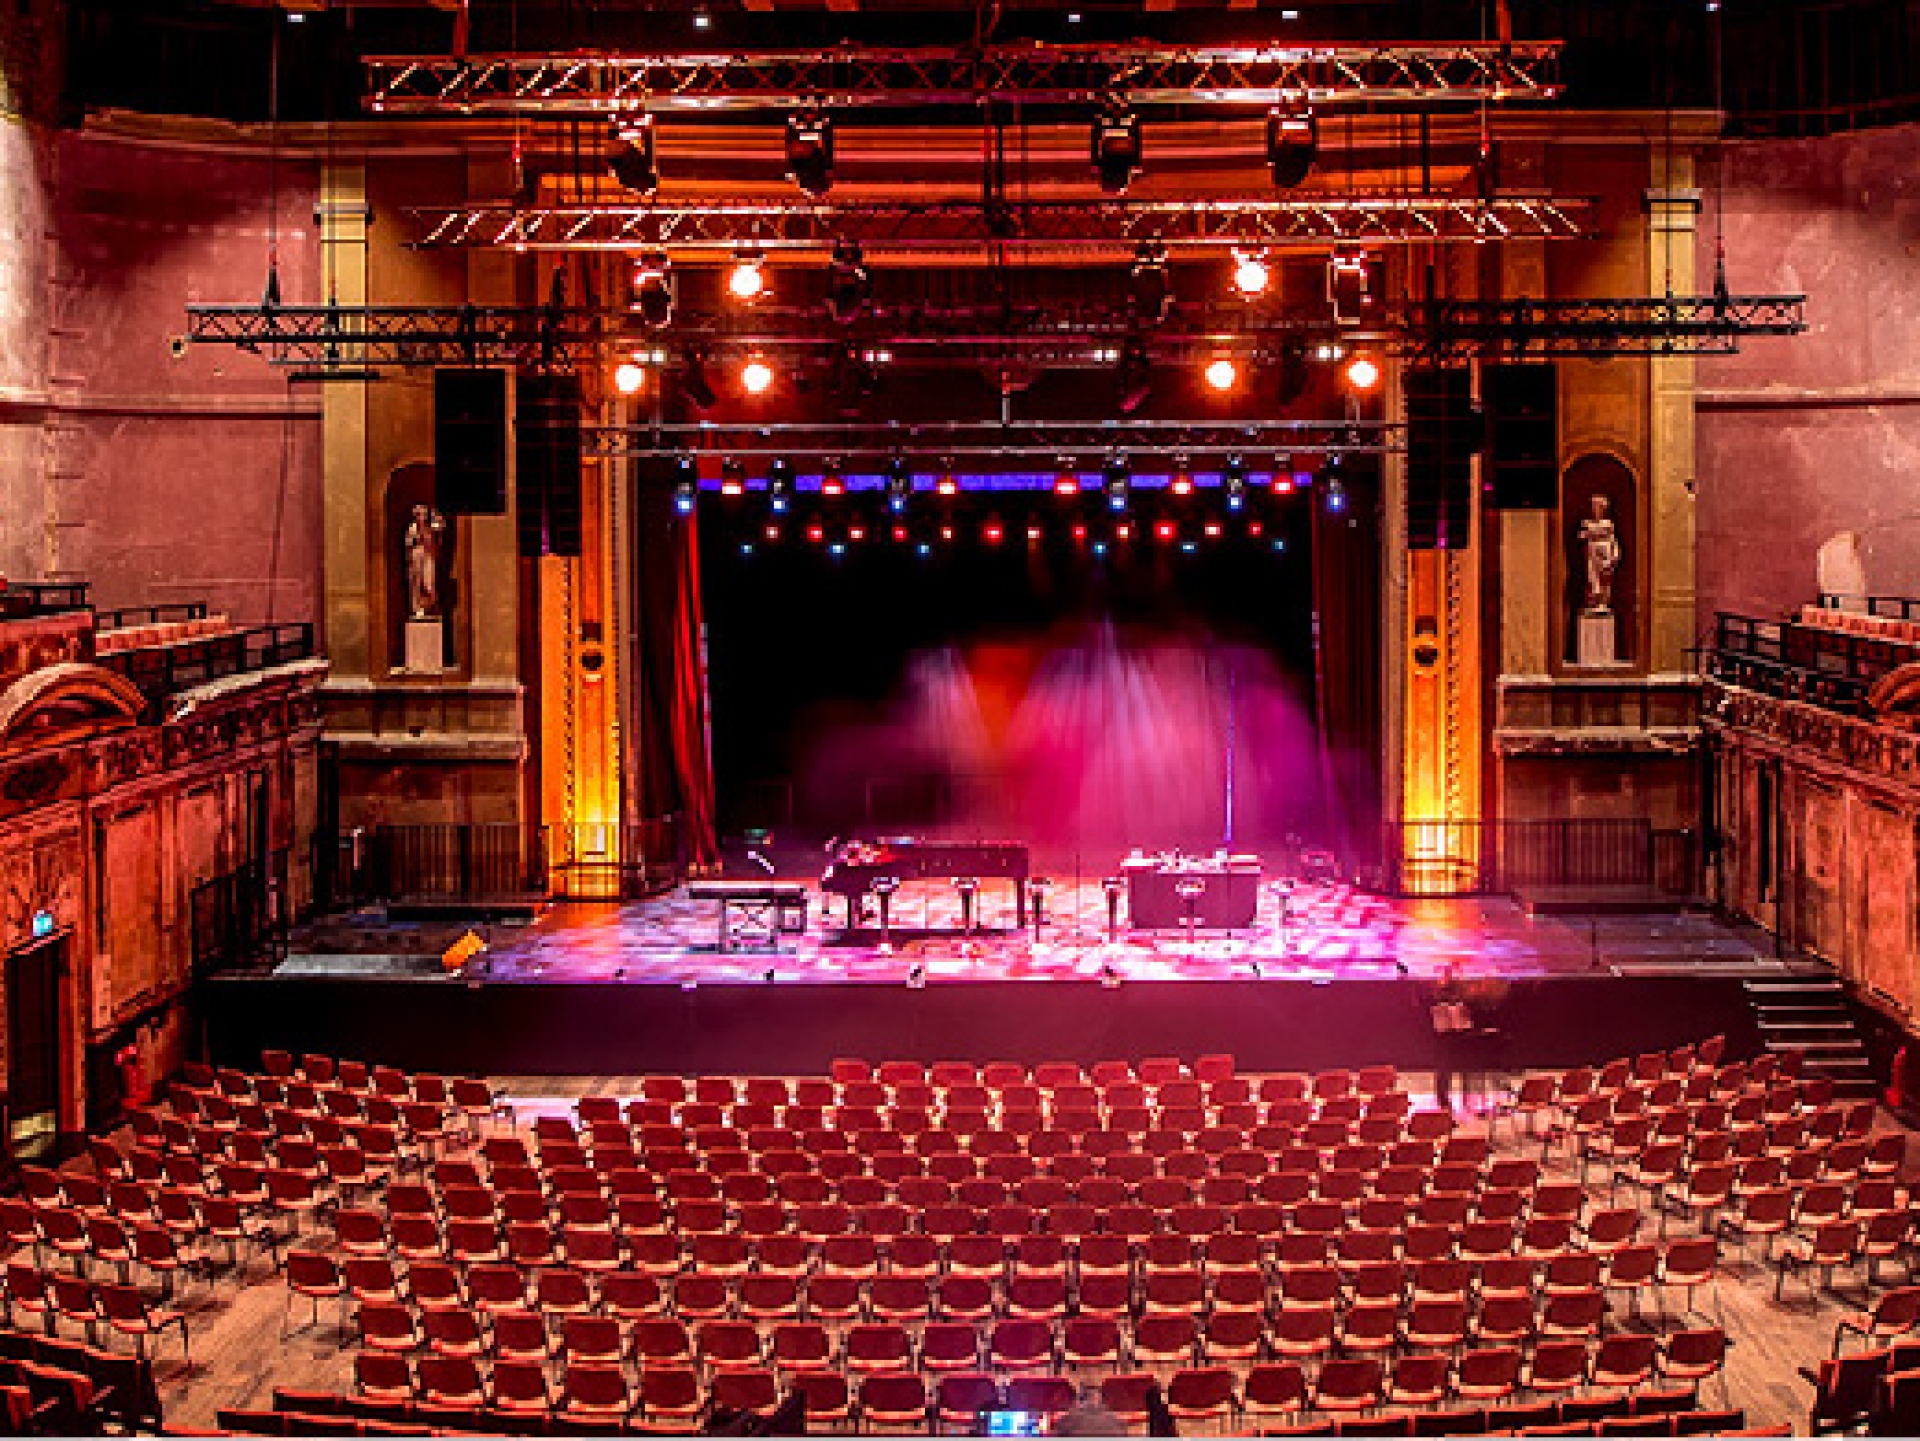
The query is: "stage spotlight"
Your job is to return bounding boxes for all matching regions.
[883,456,912,513]
[785,111,834,197]
[1325,476,1349,513]
[821,459,846,497]
[1205,355,1240,392]
[728,251,768,302]
[1231,249,1272,298]
[1053,459,1081,498]
[1117,337,1153,415]
[1091,101,1142,195]
[720,457,747,497]
[1265,100,1317,188]
[628,251,674,329]
[1103,455,1131,512]
[1169,455,1195,497]
[678,351,717,412]
[766,458,794,513]
[740,356,774,395]
[613,359,647,396]
[608,113,659,195]
[673,475,696,516]
[1345,354,1382,392]
[1328,249,1371,325]
[936,462,960,498]
[1223,466,1247,512]
[826,242,870,324]
[1128,243,1172,327]
[983,518,1004,545]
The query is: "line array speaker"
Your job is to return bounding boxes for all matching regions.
[516,373,583,558]
[433,368,507,515]
[1484,362,1559,510]
[1405,365,1477,551]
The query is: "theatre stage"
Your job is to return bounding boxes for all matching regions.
[200,879,1807,1079]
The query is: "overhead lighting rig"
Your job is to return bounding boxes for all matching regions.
[411,194,1593,252]
[363,41,1564,116]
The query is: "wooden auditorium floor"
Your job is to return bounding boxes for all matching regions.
[281,882,1802,987]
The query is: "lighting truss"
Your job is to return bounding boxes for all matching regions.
[410,195,1591,251]
[182,292,1806,370]
[364,42,1563,116]
[1406,294,1809,358]
[584,420,1398,461]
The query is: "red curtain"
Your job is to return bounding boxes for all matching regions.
[670,509,720,871]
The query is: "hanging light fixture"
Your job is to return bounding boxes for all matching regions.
[608,113,659,195]
[784,111,835,197]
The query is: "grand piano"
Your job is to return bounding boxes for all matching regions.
[822,838,1030,929]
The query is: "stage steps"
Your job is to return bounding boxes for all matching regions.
[1741,975,1878,1099]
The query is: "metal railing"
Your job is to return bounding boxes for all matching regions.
[98,622,316,700]
[190,850,290,977]
[1378,818,1685,898]
[1708,611,1906,716]
[95,602,210,630]
[313,818,689,909]
[1817,592,1920,624]
[0,581,91,620]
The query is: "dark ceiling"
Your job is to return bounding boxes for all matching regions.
[59,0,1920,138]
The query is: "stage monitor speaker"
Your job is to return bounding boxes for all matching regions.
[1405,365,1477,551]
[1485,362,1559,510]
[433,368,508,515]
[516,372,583,557]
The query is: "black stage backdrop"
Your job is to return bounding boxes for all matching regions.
[698,481,1368,865]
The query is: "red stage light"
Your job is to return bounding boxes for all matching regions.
[1155,521,1176,541]
[1027,525,1044,542]
[1205,521,1223,538]
[1054,474,1081,497]
[1170,472,1195,497]
[936,475,960,497]
[1271,475,1295,495]
[984,522,1004,544]
[806,524,825,543]
[1231,250,1271,298]
[1204,356,1239,392]
[892,525,909,542]
[1115,523,1133,541]
[613,361,647,396]
[1345,354,1382,392]
[741,358,774,394]
[848,525,867,542]
[821,472,846,497]
[1248,521,1264,536]
[940,525,955,542]
[1072,524,1088,542]
[764,524,782,541]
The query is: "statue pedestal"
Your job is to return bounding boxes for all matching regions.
[1576,609,1617,668]
[403,618,445,675]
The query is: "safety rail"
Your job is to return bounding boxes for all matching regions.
[97,622,316,700]
[1376,818,1697,898]
[0,581,91,619]
[1708,611,1899,716]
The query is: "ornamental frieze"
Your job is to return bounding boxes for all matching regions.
[1707,680,1920,782]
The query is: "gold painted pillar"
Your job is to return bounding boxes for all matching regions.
[1647,162,1700,674]
[319,164,370,677]
[1396,253,1484,891]
[464,156,525,690]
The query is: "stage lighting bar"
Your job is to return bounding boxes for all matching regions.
[181,293,1809,370]
[363,42,1564,117]
[408,194,1592,252]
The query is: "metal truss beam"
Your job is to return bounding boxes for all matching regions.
[364,42,1563,116]
[410,195,1592,250]
[582,420,1397,461]
[183,292,1806,370]
[1405,294,1808,358]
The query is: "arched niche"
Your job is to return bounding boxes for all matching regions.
[1561,452,1638,668]
[0,663,144,754]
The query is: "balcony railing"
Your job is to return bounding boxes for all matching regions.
[0,581,91,620]
[98,622,316,701]
[95,602,210,630]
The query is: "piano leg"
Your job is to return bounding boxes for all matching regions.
[1015,880,1027,929]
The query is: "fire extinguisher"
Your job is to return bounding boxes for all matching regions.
[1886,1045,1909,1113]
[114,1043,148,1109]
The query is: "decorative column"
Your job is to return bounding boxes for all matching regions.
[318,163,370,678]
[1646,164,1701,674]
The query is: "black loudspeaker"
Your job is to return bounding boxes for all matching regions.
[516,373,583,558]
[1485,362,1559,510]
[433,369,508,515]
[1405,365,1477,551]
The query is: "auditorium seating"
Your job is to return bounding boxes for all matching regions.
[0,1044,1898,1434]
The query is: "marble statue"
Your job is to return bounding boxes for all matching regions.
[405,504,446,620]
[1579,493,1621,613]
